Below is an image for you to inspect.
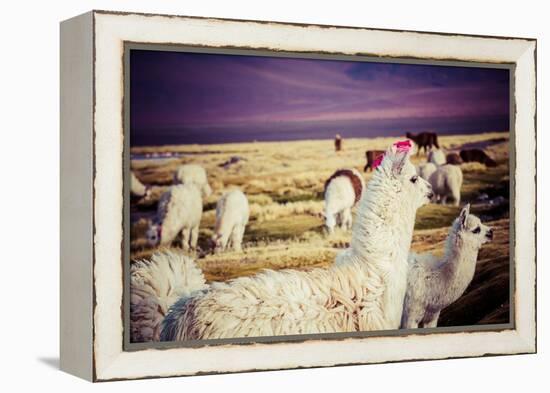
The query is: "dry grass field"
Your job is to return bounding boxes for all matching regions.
[130,131,511,327]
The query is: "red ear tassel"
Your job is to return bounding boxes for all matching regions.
[372,154,385,170]
[372,140,413,170]
[394,139,412,152]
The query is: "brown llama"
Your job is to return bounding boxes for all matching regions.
[334,134,342,152]
[406,132,439,155]
[460,149,497,167]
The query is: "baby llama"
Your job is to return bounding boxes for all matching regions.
[212,189,250,252]
[130,250,209,342]
[146,183,203,251]
[323,168,365,234]
[160,141,433,340]
[401,205,493,328]
[174,164,213,197]
[429,164,463,206]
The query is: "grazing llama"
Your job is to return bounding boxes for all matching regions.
[130,250,208,342]
[160,141,433,340]
[428,164,463,206]
[460,149,497,167]
[146,183,203,251]
[401,205,493,328]
[323,168,365,234]
[174,164,213,197]
[212,190,250,252]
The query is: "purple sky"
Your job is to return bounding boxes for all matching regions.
[130,50,510,146]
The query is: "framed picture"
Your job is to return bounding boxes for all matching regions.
[60,10,536,382]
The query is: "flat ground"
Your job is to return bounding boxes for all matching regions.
[130,131,510,327]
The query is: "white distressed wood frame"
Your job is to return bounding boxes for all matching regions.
[60,10,536,382]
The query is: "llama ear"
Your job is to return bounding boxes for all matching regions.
[391,149,409,176]
[459,204,470,228]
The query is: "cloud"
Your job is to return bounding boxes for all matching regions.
[130,50,510,138]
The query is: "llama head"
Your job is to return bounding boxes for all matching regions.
[146,222,162,247]
[140,186,154,202]
[377,142,433,210]
[454,204,493,248]
[211,233,224,253]
[324,213,337,234]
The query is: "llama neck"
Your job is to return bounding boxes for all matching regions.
[441,233,480,296]
[350,178,417,268]
[346,174,418,329]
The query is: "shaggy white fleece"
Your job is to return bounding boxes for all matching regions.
[401,205,493,328]
[213,189,250,252]
[130,250,208,342]
[160,143,432,340]
[174,164,213,197]
[429,164,463,206]
[146,183,203,250]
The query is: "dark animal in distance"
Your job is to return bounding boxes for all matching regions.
[219,156,245,169]
[406,132,439,155]
[460,149,497,167]
[364,150,385,172]
[334,134,342,152]
[446,153,463,165]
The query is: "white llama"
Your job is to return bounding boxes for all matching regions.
[212,190,250,252]
[416,162,437,181]
[323,168,365,234]
[146,183,203,251]
[429,164,463,206]
[428,149,446,166]
[174,164,213,197]
[159,142,433,340]
[401,205,493,328]
[130,250,209,342]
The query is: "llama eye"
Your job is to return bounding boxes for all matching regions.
[472,227,481,234]
[410,175,418,184]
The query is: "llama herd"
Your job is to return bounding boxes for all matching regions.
[135,164,250,254]
[130,138,497,343]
